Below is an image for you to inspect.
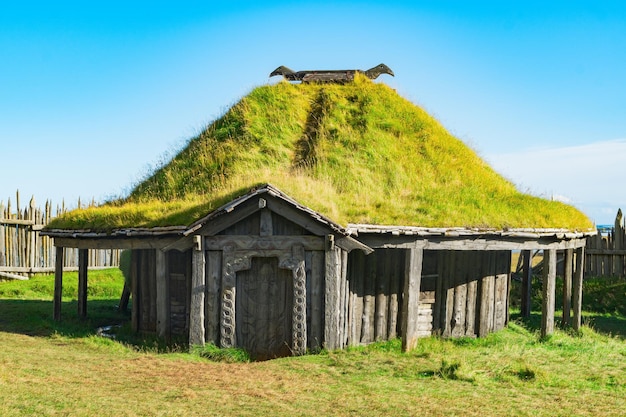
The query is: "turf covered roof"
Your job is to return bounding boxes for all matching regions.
[46,75,594,232]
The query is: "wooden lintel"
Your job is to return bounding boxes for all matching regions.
[53,237,181,250]
[204,235,325,251]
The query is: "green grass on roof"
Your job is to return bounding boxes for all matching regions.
[47,75,594,231]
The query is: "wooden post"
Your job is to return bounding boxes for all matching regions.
[401,246,423,352]
[131,251,139,332]
[562,249,573,327]
[155,250,169,340]
[324,236,341,350]
[572,246,585,331]
[53,246,64,321]
[541,249,557,338]
[189,236,206,346]
[520,250,532,318]
[77,249,88,318]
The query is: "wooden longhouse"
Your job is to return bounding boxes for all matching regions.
[42,77,596,359]
[44,184,592,359]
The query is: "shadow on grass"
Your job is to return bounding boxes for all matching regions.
[0,298,128,337]
[0,298,190,351]
[509,311,626,339]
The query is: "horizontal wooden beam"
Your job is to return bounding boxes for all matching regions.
[53,237,180,250]
[204,235,325,251]
[359,235,587,251]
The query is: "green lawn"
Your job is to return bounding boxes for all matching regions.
[0,270,624,416]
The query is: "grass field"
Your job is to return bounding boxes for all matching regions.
[1,269,625,416]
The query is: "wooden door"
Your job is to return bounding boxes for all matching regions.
[235,257,293,360]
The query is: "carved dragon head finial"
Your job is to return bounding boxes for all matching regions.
[269,64,394,83]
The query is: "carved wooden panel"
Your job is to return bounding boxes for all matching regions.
[220,245,307,358]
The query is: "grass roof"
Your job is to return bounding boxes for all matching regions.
[47,75,594,232]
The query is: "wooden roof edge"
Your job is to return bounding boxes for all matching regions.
[347,224,598,239]
[41,226,187,239]
[185,183,348,237]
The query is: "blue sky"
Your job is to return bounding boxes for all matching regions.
[1,1,625,225]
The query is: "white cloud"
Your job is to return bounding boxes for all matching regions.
[485,139,626,225]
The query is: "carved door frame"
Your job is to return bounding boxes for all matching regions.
[220,244,307,355]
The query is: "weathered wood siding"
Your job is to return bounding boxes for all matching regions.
[433,250,511,338]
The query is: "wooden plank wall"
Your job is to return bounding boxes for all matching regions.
[585,209,626,277]
[434,250,511,338]
[0,192,121,279]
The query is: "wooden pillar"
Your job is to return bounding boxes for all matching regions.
[401,246,423,352]
[562,249,573,327]
[131,250,139,332]
[53,246,64,321]
[155,250,169,340]
[541,249,557,338]
[572,246,585,331]
[189,236,206,346]
[77,249,88,318]
[324,236,341,350]
[520,250,532,318]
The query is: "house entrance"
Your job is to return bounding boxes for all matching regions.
[236,257,293,360]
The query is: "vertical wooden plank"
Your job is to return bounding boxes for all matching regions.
[324,237,341,351]
[541,249,557,338]
[433,251,444,334]
[155,250,169,340]
[451,251,467,337]
[443,251,455,337]
[131,250,139,332]
[562,249,573,327]
[340,249,349,349]
[189,236,206,346]
[259,207,273,237]
[478,252,496,337]
[375,250,390,341]
[310,251,324,350]
[401,246,423,352]
[387,250,400,339]
[493,251,509,331]
[520,250,532,318]
[0,202,5,267]
[53,246,64,321]
[361,251,376,344]
[77,248,88,318]
[464,251,478,337]
[615,210,623,276]
[205,250,222,345]
[572,246,585,331]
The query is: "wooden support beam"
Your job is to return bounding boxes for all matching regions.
[520,250,532,318]
[324,238,341,350]
[189,236,206,346]
[541,249,557,338]
[131,251,139,332]
[155,250,169,340]
[77,249,88,318]
[562,249,573,327]
[572,246,585,331]
[401,246,423,352]
[53,246,64,321]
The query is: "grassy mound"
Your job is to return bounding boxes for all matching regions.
[48,75,593,231]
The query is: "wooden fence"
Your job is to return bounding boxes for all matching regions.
[0,192,121,280]
[585,209,626,278]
